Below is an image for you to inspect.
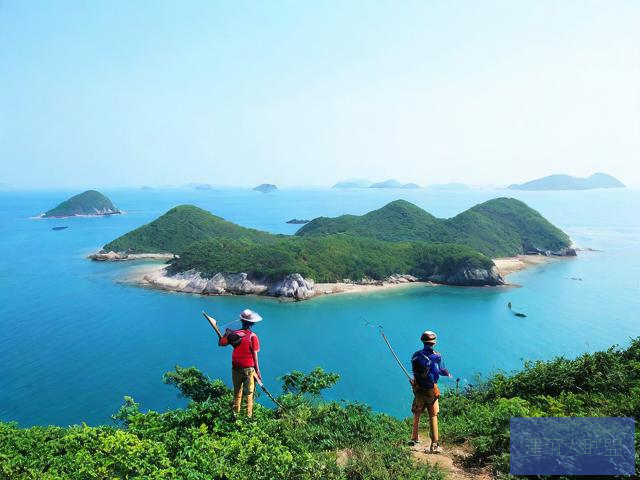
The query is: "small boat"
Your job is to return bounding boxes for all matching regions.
[52,226,69,231]
[508,302,527,318]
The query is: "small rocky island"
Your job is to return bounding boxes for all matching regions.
[253,183,277,193]
[509,173,625,191]
[41,190,121,218]
[92,198,575,300]
[286,219,310,224]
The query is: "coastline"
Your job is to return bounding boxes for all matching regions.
[493,254,559,277]
[116,253,568,300]
[121,263,435,299]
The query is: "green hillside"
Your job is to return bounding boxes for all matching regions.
[2,339,638,478]
[43,190,120,218]
[168,235,494,283]
[296,198,571,257]
[103,205,277,254]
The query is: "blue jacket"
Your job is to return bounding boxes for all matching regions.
[411,346,449,390]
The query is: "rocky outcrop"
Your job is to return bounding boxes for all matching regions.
[523,243,577,257]
[90,251,175,262]
[427,266,504,287]
[268,274,315,300]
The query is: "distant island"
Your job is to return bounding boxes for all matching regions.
[253,183,278,193]
[194,184,213,191]
[92,198,574,300]
[370,179,420,189]
[286,219,310,224]
[332,179,372,188]
[41,190,121,218]
[332,178,421,189]
[509,173,625,191]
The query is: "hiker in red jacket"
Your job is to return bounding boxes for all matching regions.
[218,309,262,417]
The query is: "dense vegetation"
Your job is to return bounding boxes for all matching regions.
[168,235,494,283]
[2,340,637,478]
[296,198,571,257]
[43,190,120,217]
[104,205,278,254]
[0,367,443,480]
[102,204,498,284]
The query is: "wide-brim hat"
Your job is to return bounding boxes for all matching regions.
[239,309,262,323]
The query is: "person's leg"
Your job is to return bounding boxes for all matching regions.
[428,398,441,452]
[245,368,255,417]
[231,368,243,414]
[412,412,421,441]
[429,415,439,443]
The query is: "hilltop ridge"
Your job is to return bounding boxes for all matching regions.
[296,198,573,258]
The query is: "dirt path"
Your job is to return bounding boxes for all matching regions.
[410,443,492,479]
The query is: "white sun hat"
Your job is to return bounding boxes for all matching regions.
[239,309,263,323]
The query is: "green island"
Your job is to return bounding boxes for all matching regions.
[1,339,638,479]
[42,190,121,218]
[94,198,574,298]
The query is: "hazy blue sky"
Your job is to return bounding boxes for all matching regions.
[1,1,639,188]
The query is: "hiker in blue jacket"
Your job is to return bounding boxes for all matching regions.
[410,330,451,453]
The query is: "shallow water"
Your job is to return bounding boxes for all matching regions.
[0,187,638,425]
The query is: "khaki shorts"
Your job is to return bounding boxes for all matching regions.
[412,387,439,416]
[232,367,255,396]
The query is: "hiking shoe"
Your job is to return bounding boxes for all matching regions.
[430,442,442,454]
[408,439,421,447]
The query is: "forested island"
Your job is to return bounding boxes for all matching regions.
[40,190,121,218]
[2,339,637,478]
[508,173,625,190]
[92,198,573,299]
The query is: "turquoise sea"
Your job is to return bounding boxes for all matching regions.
[1,187,639,426]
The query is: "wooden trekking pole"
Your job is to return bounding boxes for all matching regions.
[202,311,223,339]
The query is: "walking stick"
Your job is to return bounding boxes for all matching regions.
[365,319,412,381]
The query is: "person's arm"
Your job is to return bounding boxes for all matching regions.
[251,334,262,381]
[439,357,452,377]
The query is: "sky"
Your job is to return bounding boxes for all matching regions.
[1,0,639,189]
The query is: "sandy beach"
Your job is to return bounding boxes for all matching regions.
[493,254,557,277]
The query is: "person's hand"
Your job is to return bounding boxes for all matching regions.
[409,379,416,388]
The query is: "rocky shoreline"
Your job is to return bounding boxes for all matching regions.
[93,247,584,300]
[120,262,505,301]
[90,251,175,262]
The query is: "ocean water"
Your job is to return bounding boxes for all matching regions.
[0,187,639,426]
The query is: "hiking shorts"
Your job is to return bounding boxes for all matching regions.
[232,367,255,396]
[412,387,439,416]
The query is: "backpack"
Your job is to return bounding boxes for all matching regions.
[226,329,255,349]
[412,350,438,389]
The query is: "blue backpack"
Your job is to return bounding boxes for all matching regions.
[411,350,439,389]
